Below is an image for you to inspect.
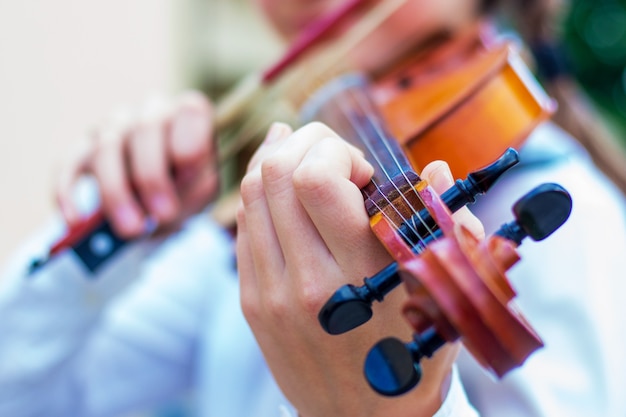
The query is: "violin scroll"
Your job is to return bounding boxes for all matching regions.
[363,183,572,396]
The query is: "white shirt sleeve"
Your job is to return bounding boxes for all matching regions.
[0,215,232,417]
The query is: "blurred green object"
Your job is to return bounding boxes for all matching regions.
[564,0,626,140]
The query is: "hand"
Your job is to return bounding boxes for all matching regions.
[236,122,483,417]
[55,91,219,238]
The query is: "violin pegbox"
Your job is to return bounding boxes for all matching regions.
[364,183,572,396]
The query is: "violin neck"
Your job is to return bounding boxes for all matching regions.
[300,73,421,186]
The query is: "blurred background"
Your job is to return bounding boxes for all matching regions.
[0,0,281,265]
[0,0,625,415]
[2,0,626,266]
[564,0,626,135]
[0,0,180,263]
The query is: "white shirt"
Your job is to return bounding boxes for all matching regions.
[0,202,476,417]
[464,123,626,416]
[0,123,624,416]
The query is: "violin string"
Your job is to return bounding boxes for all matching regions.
[364,195,427,254]
[347,87,438,240]
[336,91,431,246]
[342,86,438,241]
[332,91,435,250]
[332,94,419,244]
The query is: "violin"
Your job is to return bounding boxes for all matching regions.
[300,23,572,395]
[29,1,573,398]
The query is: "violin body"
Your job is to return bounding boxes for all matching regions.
[371,23,556,179]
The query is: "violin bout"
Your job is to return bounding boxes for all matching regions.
[372,22,557,180]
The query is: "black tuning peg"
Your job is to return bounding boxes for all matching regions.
[364,328,445,396]
[399,148,519,247]
[319,263,399,335]
[496,183,572,245]
[318,149,520,335]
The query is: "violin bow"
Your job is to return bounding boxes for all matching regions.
[214,0,410,163]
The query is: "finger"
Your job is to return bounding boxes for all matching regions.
[56,104,135,226]
[54,137,94,225]
[91,129,145,238]
[238,124,293,292]
[235,200,261,323]
[246,122,293,173]
[178,163,220,218]
[219,121,292,241]
[421,160,485,239]
[420,160,454,193]
[293,137,392,278]
[128,95,180,225]
[261,123,344,279]
[168,91,214,176]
